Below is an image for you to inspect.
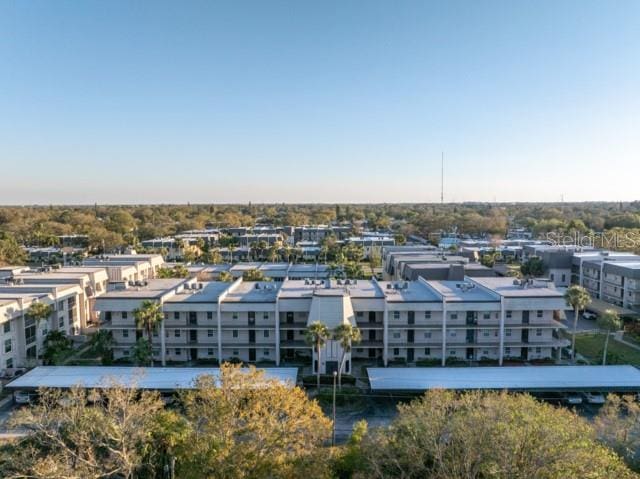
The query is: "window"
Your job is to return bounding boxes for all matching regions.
[207,329,214,337]
[483,330,490,337]
[207,311,213,320]
[232,312,239,320]
[506,329,512,337]
[4,339,11,353]
[105,311,112,321]
[58,317,65,328]
[505,347,511,355]
[483,350,489,356]
[153,330,158,337]
[233,330,238,338]
[173,312,179,320]
[232,349,239,356]
[483,313,490,319]
[3,322,10,333]
[5,358,13,369]
[207,348,214,356]
[536,329,542,336]
[424,348,430,355]
[393,348,400,356]
[393,311,400,320]
[537,310,543,318]
[561,274,566,283]
[449,350,455,356]
[175,330,181,338]
[175,348,181,355]
[536,347,541,354]
[263,312,269,320]
[264,349,270,356]
[123,350,130,356]
[506,311,512,319]
[424,332,432,338]
[123,329,129,338]
[450,331,457,337]
[264,330,270,338]
[356,312,364,318]
[122,311,128,319]
[393,332,401,339]
[424,311,432,319]
[58,301,64,310]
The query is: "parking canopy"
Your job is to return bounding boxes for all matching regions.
[367,365,640,392]
[5,366,299,391]
[586,298,639,318]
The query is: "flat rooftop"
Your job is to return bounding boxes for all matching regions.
[471,277,563,298]
[223,281,280,303]
[379,281,441,303]
[6,366,298,391]
[165,282,230,303]
[278,279,382,299]
[368,365,640,392]
[427,280,498,302]
[98,279,186,299]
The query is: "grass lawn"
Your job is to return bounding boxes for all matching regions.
[575,333,640,366]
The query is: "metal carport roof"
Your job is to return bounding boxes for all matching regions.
[367,365,640,392]
[5,366,298,391]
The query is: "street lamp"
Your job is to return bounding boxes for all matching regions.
[332,370,337,447]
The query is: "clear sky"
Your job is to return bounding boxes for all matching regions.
[1,0,638,204]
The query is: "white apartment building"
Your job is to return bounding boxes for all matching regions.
[94,276,568,369]
[0,282,84,369]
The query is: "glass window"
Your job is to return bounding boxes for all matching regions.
[233,330,238,338]
[537,310,543,318]
[3,322,10,333]
[207,348,214,356]
[175,330,181,338]
[450,313,458,320]
[483,330,490,337]
[4,339,11,353]
[207,311,213,320]
[536,329,542,336]
[6,358,13,368]
[264,349,270,356]
[263,312,269,320]
[207,329,214,337]
[505,347,511,355]
[424,332,431,338]
[483,313,490,319]
[424,311,431,319]
[424,348,430,355]
[232,312,239,320]
[506,329,511,336]
[174,312,179,320]
[506,311,512,319]
[123,329,129,338]
[393,332,401,339]
[175,348,181,355]
[122,311,128,319]
[393,348,399,356]
[393,311,400,320]
[264,330,270,338]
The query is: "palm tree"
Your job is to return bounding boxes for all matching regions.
[26,301,54,364]
[133,300,164,366]
[333,324,361,390]
[564,285,592,362]
[89,330,114,365]
[305,321,330,389]
[597,309,622,365]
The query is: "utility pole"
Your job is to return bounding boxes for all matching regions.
[441,152,444,204]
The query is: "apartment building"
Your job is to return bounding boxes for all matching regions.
[84,254,164,284]
[94,276,567,369]
[0,282,84,368]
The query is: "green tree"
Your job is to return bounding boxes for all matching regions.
[26,301,53,363]
[243,268,267,281]
[344,261,364,279]
[333,323,361,390]
[176,364,331,479]
[133,300,163,366]
[597,309,623,365]
[358,390,637,479]
[132,337,153,366]
[305,321,330,389]
[88,330,114,365]
[0,232,27,265]
[520,256,546,277]
[565,285,592,361]
[42,330,73,365]
[157,265,189,278]
[219,271,234,282]
[204,248,223,264]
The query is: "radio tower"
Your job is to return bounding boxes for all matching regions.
[440,152,444,204]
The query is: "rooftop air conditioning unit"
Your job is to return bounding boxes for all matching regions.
[254,283,261,290]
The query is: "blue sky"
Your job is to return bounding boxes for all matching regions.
[1,0,638,204]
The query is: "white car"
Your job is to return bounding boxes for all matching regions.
[583,392,606,404]
[582,312,597,320]
[563,393,583,405]
[14,390,35,405]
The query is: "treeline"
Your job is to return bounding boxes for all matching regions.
[1,202,640,263]
[1,364,640,479]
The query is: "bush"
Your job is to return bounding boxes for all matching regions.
[415,359,440,367]
[316,385,363,407]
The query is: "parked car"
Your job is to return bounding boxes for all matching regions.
[14,390,37,405]
[582,392,606,404]
[582,312,597,320]
[563,393,583,405]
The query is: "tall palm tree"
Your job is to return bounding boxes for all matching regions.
[133,300,164,367]
[26,301,54,364]
[333,324,361,390]
[305,321,330,389]
[597,309,622,365]
[564,285,592,362]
